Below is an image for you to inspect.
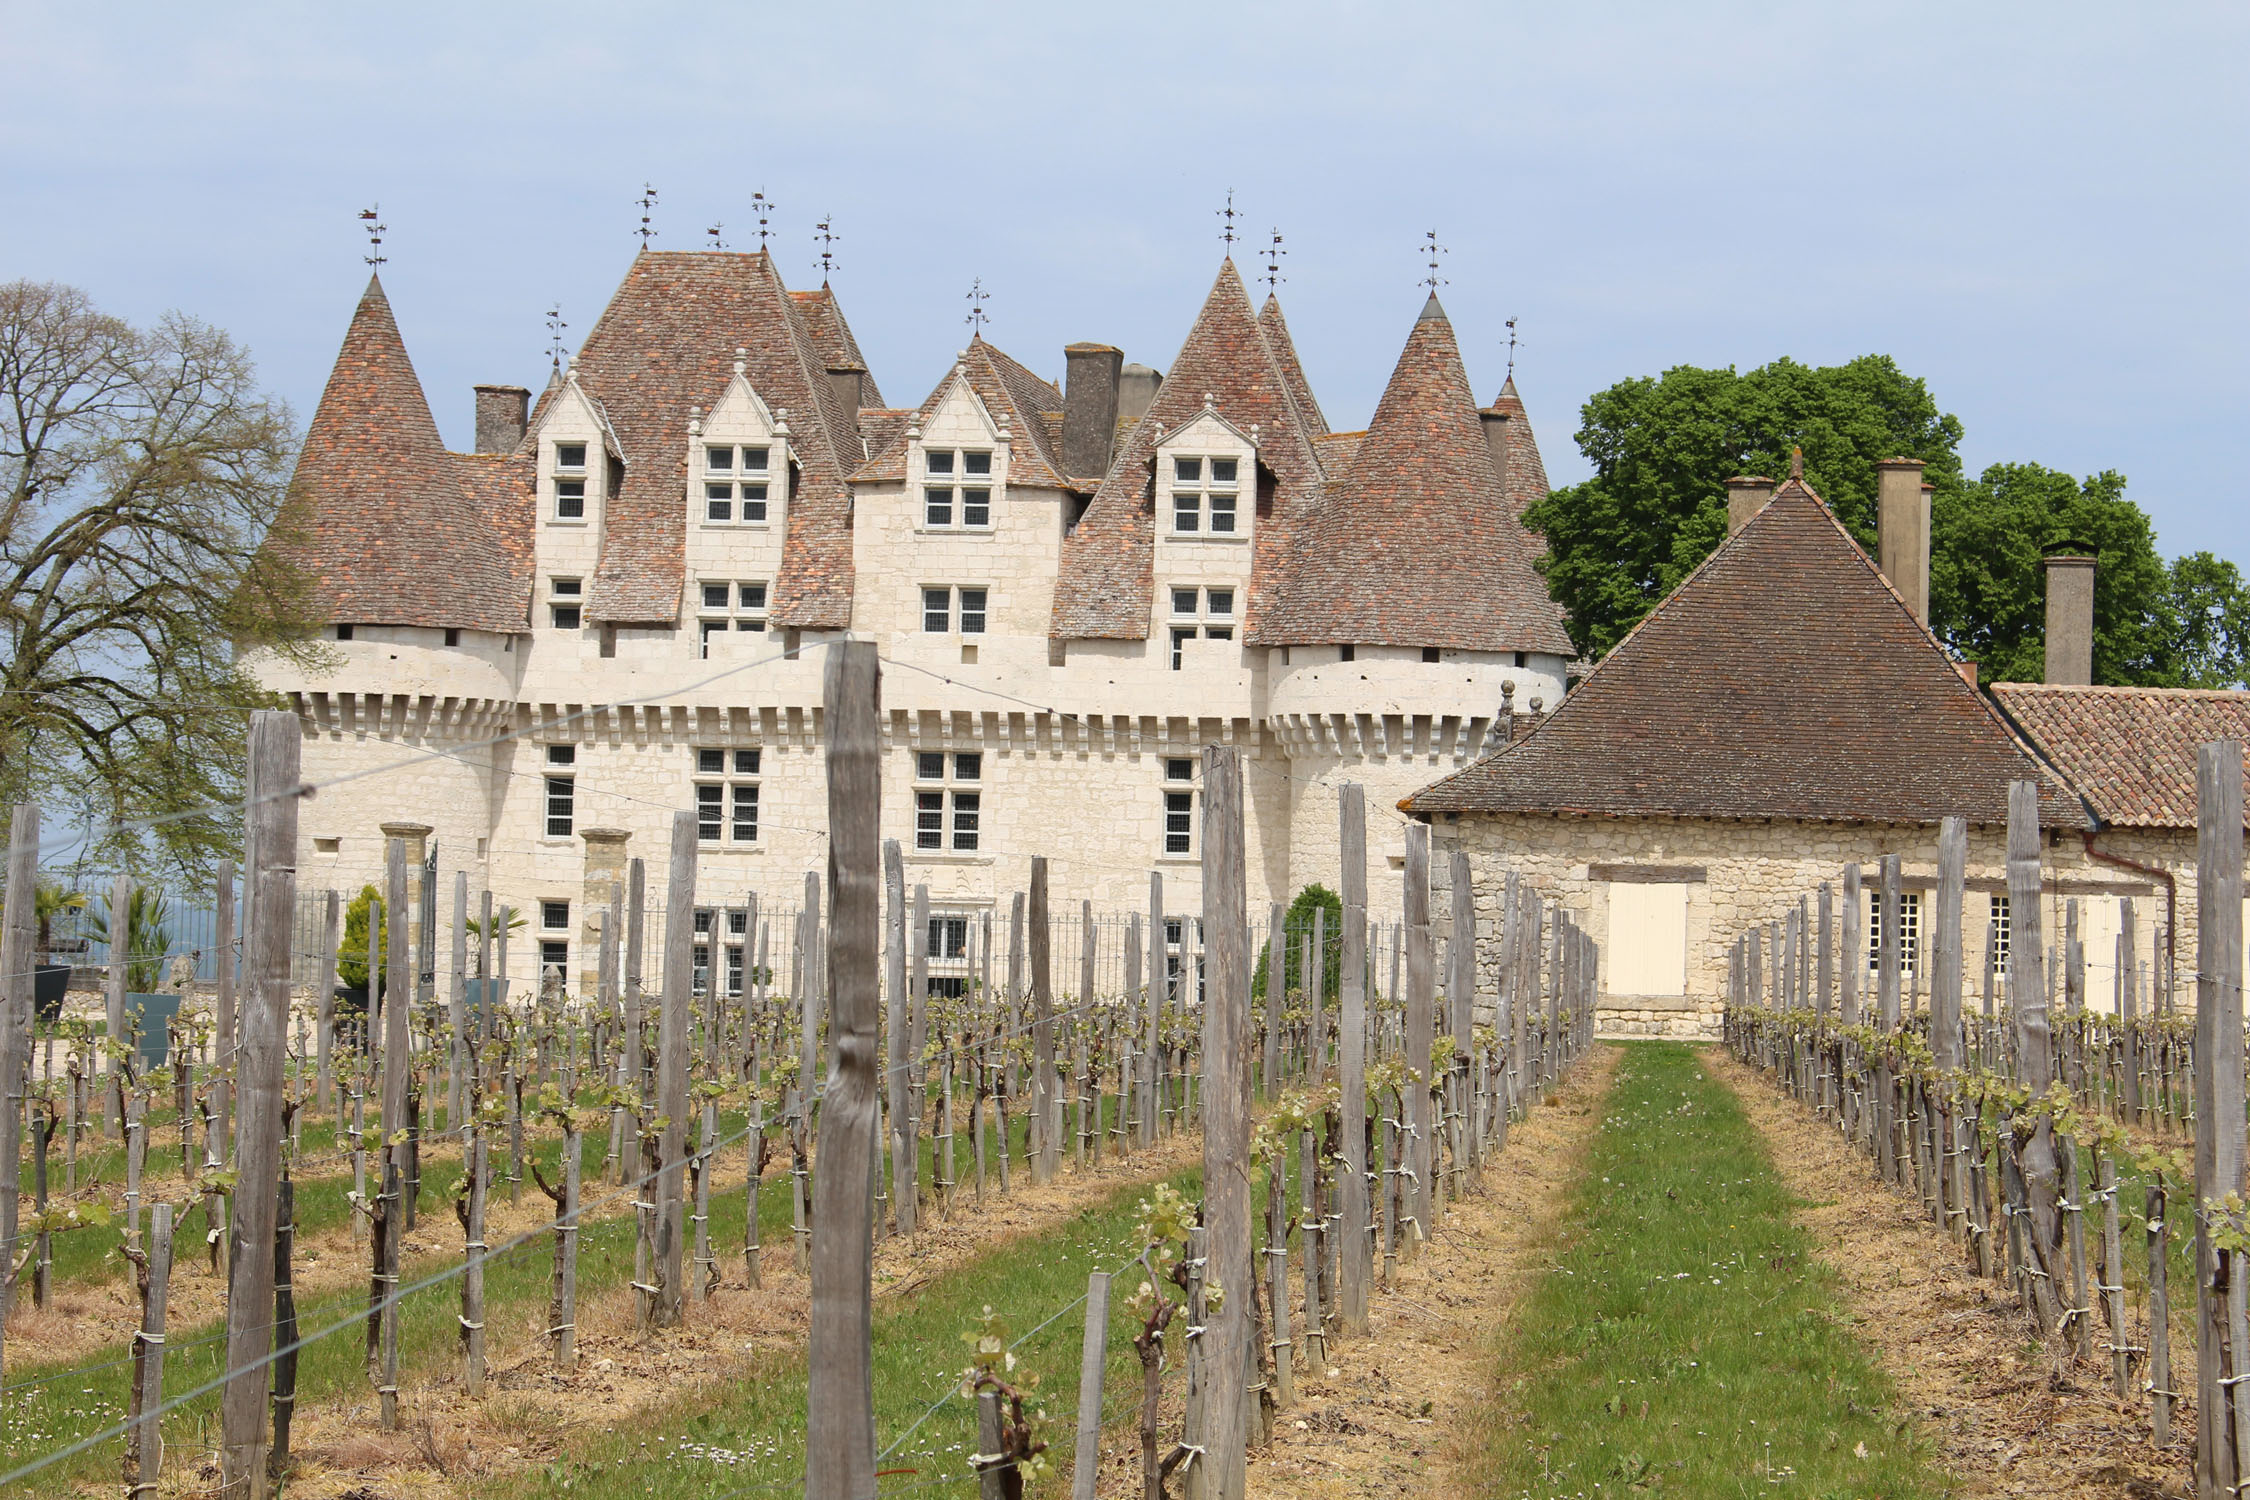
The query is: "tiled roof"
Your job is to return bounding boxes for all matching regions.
[567,250,862,627]
[1485,375,1549,517]
[1260,294,1327,436]
[272,276,528,634]
[1264,296,1573,654]
[1992,683,2250,830]
[790,287,886,406]
[454,450,536,585]
[1052,259,1326,639]
[849,338,1068,489]
[1314,430,1364,474]
[1406,480,2083,826]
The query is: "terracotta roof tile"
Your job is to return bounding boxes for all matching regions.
[568,250,861,627]
[272,276,527,633]
[848,339,1068,489]
[1053,260,1325,639]
[453,450,535,585]
[790,287,886,406]
[1265,297,1572,653]
[1260,294,1327,436]
[1485,375,1549,517]
[1406,482,2082,826]
[1992,683,2250,830]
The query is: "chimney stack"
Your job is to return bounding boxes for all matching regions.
[1061,342,1123,480]
[825,364,865,443]
[1876,458,1930,624]
[1724,475,1774,536]
[1480,410,1514,496]
[473,385,530,455]
[2043,549,2096,685]
[1117,362,1164,428]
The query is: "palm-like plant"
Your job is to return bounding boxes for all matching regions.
[33,879,88,960]
[85,887,174,992]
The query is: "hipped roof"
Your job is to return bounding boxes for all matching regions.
[1407,480,2083,827]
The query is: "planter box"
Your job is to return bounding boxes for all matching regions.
[125,993,182,1071]
[34,965,70,1025]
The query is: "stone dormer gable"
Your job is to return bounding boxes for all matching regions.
[567,249,862,628]
[687,355,790,533]
[1052,258,1325,640]
[272,274,528,634]
[851,338,1066,490]
[1406,479,2084,827]
[1265,295,1571,654]
[524,367,625,465]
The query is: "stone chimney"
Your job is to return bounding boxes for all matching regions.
[1480,410,1514,495]
[1062,342,1123,480]
[2043,550,2096,685]
[1118,363,1164,428]
[1876,458,1930,624]
[825,364,865,443]
[1725,476,1774,536]
[473,385,530,454]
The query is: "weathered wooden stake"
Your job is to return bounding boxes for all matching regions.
[1200,744,1253,1500]
[2194,738,2244,1500]
[1072,1269,1112,1500]
[655,809,696,1327]
[1337,783,1371,1337]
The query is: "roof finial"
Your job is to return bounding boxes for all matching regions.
[545,304,569,371]
[964,277,990,335]
[706,223,727,251]
[635,183,659,250]
[815,215,840,285]
[1421,229,1448,293]
[1790,446,1804,480]
[1504,316,1519,379]
[752,190,775,250]
[1262,228,1286,295]
[357,205,386,269]
[1217,189,1239,253]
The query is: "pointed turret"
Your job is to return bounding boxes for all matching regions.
[1267,298,1570,654]
[1053,258,1325,640]
[1258,293,1327,437]
[1483,374,1550,516]
[277,276,528,633]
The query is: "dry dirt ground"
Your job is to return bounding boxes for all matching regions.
[1707,1046,2193,1500]
[1232,1046,1622,1500]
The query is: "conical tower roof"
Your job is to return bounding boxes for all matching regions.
[277,276,527,633]
[1407,479,2082,825]
[1266,297,1570,653]
[1259,293,1326,437]
[1052,259,1324,639]
[1485,373,1549,516]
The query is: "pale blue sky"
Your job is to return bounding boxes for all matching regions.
[4,1,2242,565]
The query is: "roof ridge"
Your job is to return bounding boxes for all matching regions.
[1993,681,2250,700]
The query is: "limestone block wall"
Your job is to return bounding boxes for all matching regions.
[1444,812,2218,1040]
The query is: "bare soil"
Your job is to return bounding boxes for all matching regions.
[1707,1046,2193,1500]
[1236,1047,1622,1500]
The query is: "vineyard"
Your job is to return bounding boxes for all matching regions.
[0,643,1599,1499]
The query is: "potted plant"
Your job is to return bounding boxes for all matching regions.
[464,903,528,1018]
[33,879,87,1025]
[87,887,179,1067]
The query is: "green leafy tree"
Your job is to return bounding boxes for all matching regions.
[1529,356,2248,688]
[337,884,386,992]
[0,280,329,882]
[1252,883,1344,1001]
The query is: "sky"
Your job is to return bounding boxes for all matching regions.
[2,1,2242,567]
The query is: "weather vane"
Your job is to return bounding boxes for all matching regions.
[1421,230,1448,292]
[1217,189,1240,251]
[358,205,386,269]
[1262,229,1286,294]
[752,190,775,250]
[546,305,569,370]
[706,223,727,251]
[965,277,990,334]
[815,216,840,284]
[635,183,659,250]
[1504,317,1519,378]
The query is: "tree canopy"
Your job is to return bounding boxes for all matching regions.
[0,280,328,880]
[1525,356,2248,689]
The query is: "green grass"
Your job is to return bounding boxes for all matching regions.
[1464,1043,1952,1500]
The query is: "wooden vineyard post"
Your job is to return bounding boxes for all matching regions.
[2195,738,2245,1500]
[885,839,911,1236]
[1071,1269,1112,1500]
[1145,873,1163,1147]
[1078,898,1094,1166]
[1200,744,1253,1500]
[2006,780,2065,1335]
[126,1200,173,1499]
[375,837,409,1425]
[1124,912,1142,1152]
[270,1178,298,1481]
[221,708,298,1500]
[1932,818,1965,1239]
[1875,854,1902,1184]
[1264,902,1284,1099]
[1450,848,1476,1175]
[1337,784,1370,1336]
[0,802,33,1379]
[449,872,468,1137]
[1403,823,1434,1247]
[807,639,881,1500]
[655,809,696,1327]
[105,871,129,1135]
[977,1387,1008,1500]
[1031,856,1058,1184]
[316,890,341,1116]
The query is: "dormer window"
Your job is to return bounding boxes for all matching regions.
[1170,456,1239,535]
[549,577,582,631]
[553,443,588,521]
[923,449,993,530]
[704,445,771,525]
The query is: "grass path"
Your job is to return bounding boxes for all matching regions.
[1459,1042,1952,1500]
